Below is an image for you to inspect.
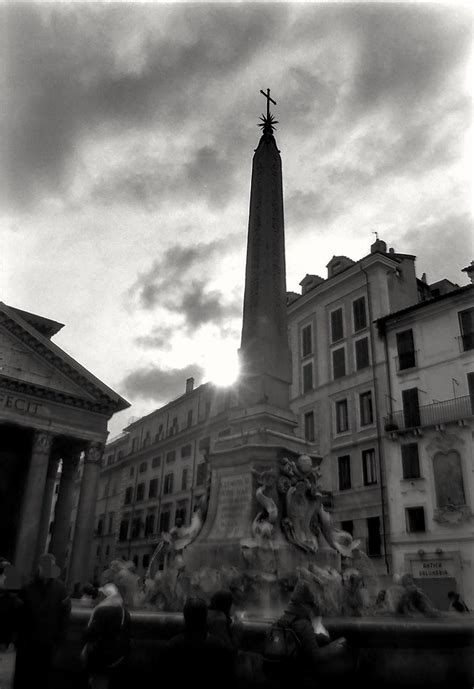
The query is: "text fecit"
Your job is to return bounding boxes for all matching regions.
[0,394,41,415]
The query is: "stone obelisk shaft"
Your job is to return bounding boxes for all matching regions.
[239,128,292,410]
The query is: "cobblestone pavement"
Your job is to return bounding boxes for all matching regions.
[0,650,15,689]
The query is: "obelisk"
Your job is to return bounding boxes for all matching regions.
[239,88,292,413]
[184,91,314,573]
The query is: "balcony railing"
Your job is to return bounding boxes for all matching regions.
[384,395,474,432]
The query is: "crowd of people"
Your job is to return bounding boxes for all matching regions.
[0,553,471,689]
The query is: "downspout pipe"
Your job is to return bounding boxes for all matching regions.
[360,265,390,574]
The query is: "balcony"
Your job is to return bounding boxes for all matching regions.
[384,395,474,433]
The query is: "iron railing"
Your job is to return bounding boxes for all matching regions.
[384,395,474,432]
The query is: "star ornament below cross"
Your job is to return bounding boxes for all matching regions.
[258,113,279,133]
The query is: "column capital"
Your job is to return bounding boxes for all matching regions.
[33,430,54,454]
[85,441,104,464]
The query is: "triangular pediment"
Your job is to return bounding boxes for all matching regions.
[0,325,95,399]
[0,303,129,413]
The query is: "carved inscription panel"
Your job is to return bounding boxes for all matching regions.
[209,473,252,540]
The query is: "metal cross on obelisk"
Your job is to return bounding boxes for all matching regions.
[260,88,276,119]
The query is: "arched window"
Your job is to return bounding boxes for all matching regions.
[433,450,465,508]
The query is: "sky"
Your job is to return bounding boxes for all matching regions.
[1,1,472,439]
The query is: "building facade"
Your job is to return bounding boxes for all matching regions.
[0,302,129,584]
[378,282,474,608]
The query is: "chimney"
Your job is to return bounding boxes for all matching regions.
[388,247,395,254]
[461,261,474,284]
[185,377,194,394]
[370,238,387,254]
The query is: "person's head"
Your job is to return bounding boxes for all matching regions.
[209,590,233,617]
[175,517,184,528]
[288,579,320,618]
[401,573,415,589]
[183,597,208,633]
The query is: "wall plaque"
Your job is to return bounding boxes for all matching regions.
[209,473,252,540]
[411,559,456,579]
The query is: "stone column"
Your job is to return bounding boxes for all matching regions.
[67,441,103,586]
[34,453,60,564]
[49,447,81,573]
[15,430,54,581]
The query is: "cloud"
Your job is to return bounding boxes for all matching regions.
[398,212,473,284]
[128,238,243,347]
[120,363,204,402]
[3,2,289,211]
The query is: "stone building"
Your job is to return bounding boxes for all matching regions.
[377,279,474,608]
[0,302,129,584]
[286,238,429,576]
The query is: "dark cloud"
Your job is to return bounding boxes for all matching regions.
[3,3,289,211]
[128,238,243,333]
[399,213,472,284]
[120,364,204,402]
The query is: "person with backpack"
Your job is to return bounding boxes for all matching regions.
[263,578,349,687]
[81,583,131,689]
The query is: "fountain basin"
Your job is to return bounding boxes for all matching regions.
[47,607,474,688]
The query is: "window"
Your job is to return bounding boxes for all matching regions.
[139,461,147,473]
[118,518,129,542]
[402,388,420,428]
[332,347,346,379]
[338,455,351,490]
[96,515,104,536]
[406,506,426,533]
[196,463,207,486]
[401,443,420,479]
[143,554,150,569]
[199,437,210,454]
[304,411,315,442]
[341,520,353,536]
[468,372,474,414]
[396,329,416,370]
[187,409,193,428]
[355,337,370,370]
[302,362,313,392]
[353,297,367,331]
[166,450,176,464]
[148,478,159,499]
[131,516,142,539]
[159,509,170,533]
[181,468,188,491]
[175,502,188,523]
[301,324,313,357]
[131,437,138,452]
[163,473,174,494]
[108,512,115,535]
[331,308,344,342]
[367,516,381,556]
[136,483,145,502]
[335,399,349,433]
[129,467,134,478]
[360,391,374,426]
[144,513,155,536]
[96,545,101,557]
[152,456,161,469]
[124,486,133,505]
[181,444,192,458]
[459,308,474,351]
[142,432,150,448]
[105,545,110,557]
[362,448,377,485]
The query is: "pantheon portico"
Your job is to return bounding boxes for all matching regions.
[0,302,129,585]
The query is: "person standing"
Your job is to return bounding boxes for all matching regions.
[165,597,235,689]
[81,583,131,689]
[13,554,71,689]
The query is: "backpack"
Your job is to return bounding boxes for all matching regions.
[263,621,301,662]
